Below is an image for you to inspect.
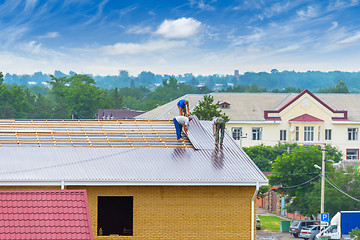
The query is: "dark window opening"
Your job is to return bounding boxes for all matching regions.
[97,196,133,236]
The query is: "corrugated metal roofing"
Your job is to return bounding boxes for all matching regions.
[0,190,93,240]
[0,146,267,186]
[0,117,268,186]
[187,116,240,150]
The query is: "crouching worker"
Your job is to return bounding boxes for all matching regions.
[213,117,226,147]
[177,99,190,116]
[173,115,191,140]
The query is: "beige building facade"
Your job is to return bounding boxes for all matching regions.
[137,90,360,163]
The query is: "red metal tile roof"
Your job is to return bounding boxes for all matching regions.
[0,190,93,240]
[289,113,324,122]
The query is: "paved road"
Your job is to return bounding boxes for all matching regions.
[257,229,296,240]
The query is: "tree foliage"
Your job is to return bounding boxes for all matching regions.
[191,95,229,121]
[318,80,350,93]
[350,227,360,239]
[0,71,4,84]
[49,74,112,118]
[267,144,358,217]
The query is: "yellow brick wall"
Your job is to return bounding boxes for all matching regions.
[66,185,255,240]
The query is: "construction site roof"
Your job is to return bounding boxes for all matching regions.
[0,119,192,148]
[0,117,268,186]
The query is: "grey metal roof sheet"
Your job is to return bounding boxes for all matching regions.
[0,146,267,185]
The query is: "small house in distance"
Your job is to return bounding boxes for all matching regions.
[0,117,267,240]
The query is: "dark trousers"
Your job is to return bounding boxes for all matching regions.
[173,118,183,140]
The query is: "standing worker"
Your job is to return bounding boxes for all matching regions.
[177,100,190,116]
[213,116,226,147]
[173,115,191,140]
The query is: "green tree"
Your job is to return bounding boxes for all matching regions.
[257,185,271,199]
[318,80,350,93]
[191,95,229,121]
[49,74,112,119]
[111,87,123,108]
[0,71,4,84]
[149,77,194,103]
[10,85,33,118]
[243,144,277,171]
[269,145,346,217]
[32,93,53,119]
[349,227,360,239]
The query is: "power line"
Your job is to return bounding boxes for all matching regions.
[279,175,320,189]
[325,175,360,203]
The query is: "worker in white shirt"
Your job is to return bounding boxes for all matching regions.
[173,115,191,140]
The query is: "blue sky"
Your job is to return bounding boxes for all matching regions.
[1,0,360,76]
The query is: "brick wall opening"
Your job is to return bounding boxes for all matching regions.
[97,196,133,236]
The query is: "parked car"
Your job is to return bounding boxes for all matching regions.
[299,225,320,240]
[289,220,320,238]
[256,215,261,230]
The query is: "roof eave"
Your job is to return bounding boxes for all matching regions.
[0,180,269,187]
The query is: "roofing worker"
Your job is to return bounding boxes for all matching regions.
[173,115,191,140]
[177,99,190,116]
[213,116,226,147]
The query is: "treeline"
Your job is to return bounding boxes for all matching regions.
[0,71,354,119]
[3,69,360,92]
[0,73,210,119]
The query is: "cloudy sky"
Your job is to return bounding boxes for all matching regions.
[1,0,360,76]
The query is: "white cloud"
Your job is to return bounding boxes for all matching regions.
[337,31,360,44]
[231,28,265,46]
[297,6,318,19]
[155,17,202,39]
[126,26,152,34]
[100,39,186,55]
[39,31,60,38]
[189,0,216,11]
[327,0,359,10]
[263,2,290,18]
[25,0,38,12]
[25,41,42,54]
[329,21,338,30]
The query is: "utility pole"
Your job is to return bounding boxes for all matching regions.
[321,144,326,214]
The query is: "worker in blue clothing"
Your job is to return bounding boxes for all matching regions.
[173,115,191,140]
[177,100,190,116]
[212,116,226,147]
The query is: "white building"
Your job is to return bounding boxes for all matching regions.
[136,90,360,163]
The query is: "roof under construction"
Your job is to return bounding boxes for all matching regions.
[0,117,268,186]
[0,119,192,148]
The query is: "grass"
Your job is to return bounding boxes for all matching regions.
[258,215,289,231]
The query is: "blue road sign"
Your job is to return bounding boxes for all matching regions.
[321,213,329,221]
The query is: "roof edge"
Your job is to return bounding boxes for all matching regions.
[0,180,269,187]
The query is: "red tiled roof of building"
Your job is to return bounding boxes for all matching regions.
[219,101,230,105]
[289,113,324,122]
[0,190,93,240]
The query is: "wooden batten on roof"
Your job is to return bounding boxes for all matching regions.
[0,119,191,148]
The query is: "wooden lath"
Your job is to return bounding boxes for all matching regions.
[0,119,192,148]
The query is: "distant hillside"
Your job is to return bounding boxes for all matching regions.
[3,69,360,92]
